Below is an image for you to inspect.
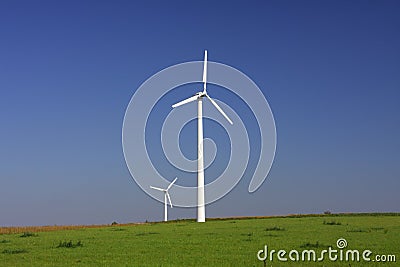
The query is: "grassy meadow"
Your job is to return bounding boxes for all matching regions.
[1,213,399,266]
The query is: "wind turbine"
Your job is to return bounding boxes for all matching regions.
[172,50,233,222]
[150,177,178,222]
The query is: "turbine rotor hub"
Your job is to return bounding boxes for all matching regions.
[196,92,206,98]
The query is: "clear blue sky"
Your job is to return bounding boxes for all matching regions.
[1,1,399,226]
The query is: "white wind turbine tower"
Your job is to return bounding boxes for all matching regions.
[172,50,233,222]
[150,177,178,222]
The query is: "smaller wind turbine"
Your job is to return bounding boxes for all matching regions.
[150,177,178,222]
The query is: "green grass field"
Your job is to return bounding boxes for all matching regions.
[1,213,399,266]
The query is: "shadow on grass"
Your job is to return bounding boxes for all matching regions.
[265,226,285,231]
[110,228,127,231]
[57,241,83,248]
[20,232,38,238]
[300,241,328,249]
[347,227,388,234]
[135,232,160,236]
[2,249,28,254]
[323,220,342,226]
[264,233,279,237]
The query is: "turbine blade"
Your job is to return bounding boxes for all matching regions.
[172,95,198,108]
[166,192,173,208]
[203,50,207,93]
[167,177,178,190]
[150,186,165,192]
[205,94,233,124]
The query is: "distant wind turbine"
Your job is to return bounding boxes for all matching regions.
[150,177,178,222]
[172,50,233,222]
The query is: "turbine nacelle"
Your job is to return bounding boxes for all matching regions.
[195,92,206,97]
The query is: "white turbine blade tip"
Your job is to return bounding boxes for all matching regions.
[150,186,165,191]
[206,94,233,124]
[167,177,178,190]
[203,50,208,92]
[172,95,198,108]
